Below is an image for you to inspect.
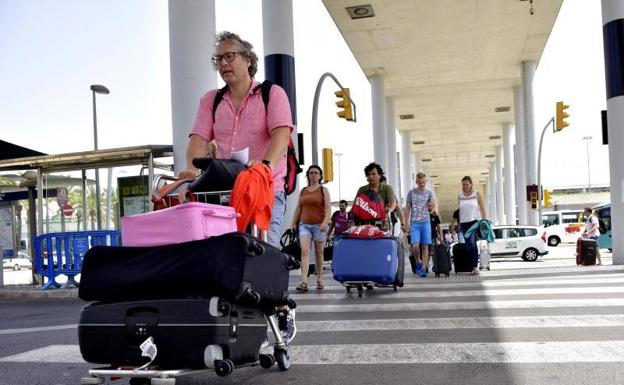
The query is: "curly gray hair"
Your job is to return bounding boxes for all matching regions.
[215,31,258,78]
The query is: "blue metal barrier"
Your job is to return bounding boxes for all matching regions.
[34,230,121,290]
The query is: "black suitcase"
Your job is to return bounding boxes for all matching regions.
[393,237,405,287]
[78,298,266,369]
[577,238,597,266]
[432,244,451,277]
[452,243,473,273]
[79,232,298,305]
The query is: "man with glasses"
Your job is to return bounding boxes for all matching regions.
[180,31,296,342]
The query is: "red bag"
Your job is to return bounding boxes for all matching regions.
[343,225,385,239]
[351,191,385,221]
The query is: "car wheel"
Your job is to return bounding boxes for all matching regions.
[522,248,539,262]
[547,236,560,247]
[13,264,20,271]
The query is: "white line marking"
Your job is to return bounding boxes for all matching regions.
[5,341,624,364]
[0,324,77,335]
[296,315,624,332]
[296,298,624,313]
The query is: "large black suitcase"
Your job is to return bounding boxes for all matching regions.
[78,232,298,305]
[78,298,266,369]
[452,243,473,273]
[576,238,597,266]
[432,244,451,277]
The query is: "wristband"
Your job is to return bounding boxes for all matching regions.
[261,159,272,169]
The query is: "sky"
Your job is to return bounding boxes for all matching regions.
[0,0,612,203]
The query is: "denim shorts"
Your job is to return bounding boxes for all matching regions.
[409,220,432,245]
[299,223,327,242]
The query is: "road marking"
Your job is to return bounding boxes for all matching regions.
[290,285,624,300]
[0,324,77,335]
[296,298,624,313]
[4,341,624,364]
[296,314,624,332]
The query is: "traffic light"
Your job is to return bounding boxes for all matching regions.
[555,101,570,131]
[530,191,538,210]
[543,189,553,207]
[322,148,334,182]
[335,88,353,121]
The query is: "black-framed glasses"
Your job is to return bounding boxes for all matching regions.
[211,51,242,66]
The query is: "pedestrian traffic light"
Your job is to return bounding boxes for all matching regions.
[543,189,553,207]
[322,148,334,182]
[530,191,538,210]
[335,88,354,121]
[555,101,570,132]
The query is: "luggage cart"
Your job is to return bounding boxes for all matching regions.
[80,183,299,384]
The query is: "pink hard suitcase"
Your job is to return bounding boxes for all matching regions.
[121,202,240,247]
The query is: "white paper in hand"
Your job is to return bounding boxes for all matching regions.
[135,336,158,370]
[231,147,249,164]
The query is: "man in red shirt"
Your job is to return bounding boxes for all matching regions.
[180,31,296,342]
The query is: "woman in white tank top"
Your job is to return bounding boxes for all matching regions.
[457,176,487,274]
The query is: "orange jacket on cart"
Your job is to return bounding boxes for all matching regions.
[230,164,274,231]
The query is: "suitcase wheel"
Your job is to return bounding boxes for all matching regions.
[259,353,276,369]
[393,285,398,292]
[275,347,291,370]
[215,359,234,377]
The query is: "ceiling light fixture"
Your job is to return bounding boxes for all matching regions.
[489,135,502,140]
[421,158,432,162]
[484,154,495,158]
[346,4,375,19]
[495,106,511,113]
[399,114,415,120]
[412,140,425,145]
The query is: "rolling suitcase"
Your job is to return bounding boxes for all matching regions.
[576,238,597,266]
[452,243,473,273]
[333,237,403,296]
[121,202,239,247]
[78,298,267,369]
[479,243,491,270]
[432,244,451,277]
[79,232,298,305]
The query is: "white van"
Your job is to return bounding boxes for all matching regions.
[541,210,583,247]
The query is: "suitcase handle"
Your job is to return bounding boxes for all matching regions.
[203,210,241,219]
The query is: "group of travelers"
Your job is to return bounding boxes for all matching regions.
[178,30,490,345]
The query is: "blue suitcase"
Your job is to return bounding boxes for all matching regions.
[332,237,401,297]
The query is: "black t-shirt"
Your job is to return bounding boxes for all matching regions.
[430,213,441,238]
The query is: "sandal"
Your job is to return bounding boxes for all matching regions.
[296,282,308,291]
[316,282,324,290]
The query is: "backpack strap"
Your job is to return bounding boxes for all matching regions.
[212,81,273,122]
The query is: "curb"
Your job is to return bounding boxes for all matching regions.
[0,286,79,300]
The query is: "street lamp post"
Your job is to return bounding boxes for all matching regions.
[583,135,592,193]
[90,84,110,230]
[335,152,343,200]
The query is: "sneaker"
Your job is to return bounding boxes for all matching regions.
[415,261,423,275]
[276,308,297,344]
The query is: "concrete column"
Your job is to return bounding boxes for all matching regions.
[503,123,516,225]
[385,97,398,187]
[370,75,388,170]
[513,86,528,225]
[522,61,539,225]
[602,0,624,264]
[168,0,217,174]
[262,0,298,243]
[488,162,499,224]
[495,145,505,225]
[400,131,412,204]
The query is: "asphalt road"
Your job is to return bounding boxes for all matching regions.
[1,244,623,385]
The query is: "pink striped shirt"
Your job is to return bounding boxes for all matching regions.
[190,80,293,192]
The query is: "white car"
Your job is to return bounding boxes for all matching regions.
[2,252,33,271]
[489,225,549,262]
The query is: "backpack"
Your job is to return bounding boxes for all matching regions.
[211,80,302,195]
[351,189,386,222]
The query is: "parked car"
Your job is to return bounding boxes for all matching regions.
[489,225,548,262]
[2,252,33,271]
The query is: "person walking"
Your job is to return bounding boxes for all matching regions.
[403,172,436,277]
[458,176,487,275]
[582,207,603,265]
[328,200,351,237]
[290,165,331,291]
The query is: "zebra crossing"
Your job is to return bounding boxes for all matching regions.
[1,267,624,384]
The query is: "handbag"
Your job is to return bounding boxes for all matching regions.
[189,158,246,192]
[280,228,301,261]
[323,237,334,261]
